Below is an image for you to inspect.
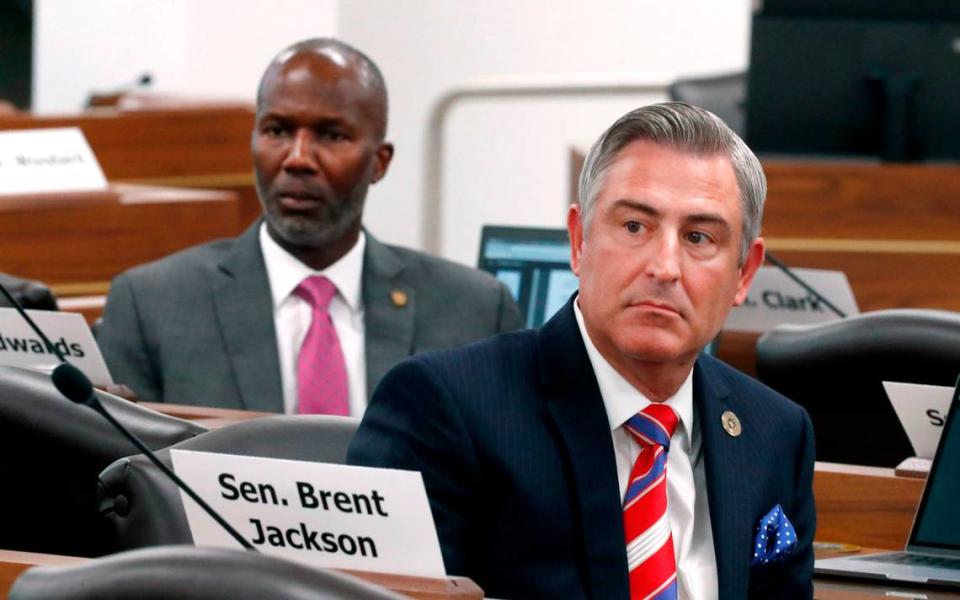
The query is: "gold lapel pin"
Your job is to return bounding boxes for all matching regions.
[721,411,742,437]
[390,289,408,308]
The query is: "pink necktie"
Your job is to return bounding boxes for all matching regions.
[622,403,679,599]
[294,275,349,415]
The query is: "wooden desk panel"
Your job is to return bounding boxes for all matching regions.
[763,161,960,241]
[763,160,960,313]
[0,184,242,293]
[721,160,960,374]
[813,462,924,550]
[0,107,260,236]
[0,106,254,180]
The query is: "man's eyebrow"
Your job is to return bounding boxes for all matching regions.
[610,198,732,230]
[686,212,732,231]
[610,198,661,217]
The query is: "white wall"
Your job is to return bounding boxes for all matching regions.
[33,1,752,265]
[33,0,337,113]
[339,1,752,264]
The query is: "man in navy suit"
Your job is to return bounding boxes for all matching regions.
[348,102,815,599]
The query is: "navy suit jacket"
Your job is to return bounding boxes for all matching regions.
[348,298,815,599]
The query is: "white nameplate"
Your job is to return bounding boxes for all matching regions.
[0,127,107,195]
[883,381,954,459]
[0,307,113,385]
[723,267,859,333]
[170,450,446,578]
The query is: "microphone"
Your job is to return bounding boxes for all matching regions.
[0,282,256,552]
[764,250,847,319]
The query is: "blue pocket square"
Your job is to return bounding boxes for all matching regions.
[751,504,797,565]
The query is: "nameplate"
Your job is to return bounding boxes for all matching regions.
[723,267,859,333]
[0,307,113,385]
[169,450,446,578]
[883,381,954,459]
[0,127,107,195]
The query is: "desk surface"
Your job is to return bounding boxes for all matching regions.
[0,549,482,600]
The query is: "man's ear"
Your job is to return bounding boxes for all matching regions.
[567,203,585,276]
[371,142,394,184]
[733,237,765,306]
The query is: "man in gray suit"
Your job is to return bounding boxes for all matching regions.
[97,38,522,414]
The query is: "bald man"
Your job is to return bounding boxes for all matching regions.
[97,38,522,414]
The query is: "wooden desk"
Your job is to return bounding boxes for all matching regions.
[764,160,960,313]
[0,184,242,323]
[814,462,924,550]
[0,106,261,227]
[715,160,960,375]
[0,550,483,599]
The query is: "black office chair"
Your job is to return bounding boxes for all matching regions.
[99,415,359,551]
[668,72,747,136]
[756,309,960,467]
[0,366,207,556]
[0,272,58,311]
[9,545,404,599]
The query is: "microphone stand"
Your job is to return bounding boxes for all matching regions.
[0,284,256,552]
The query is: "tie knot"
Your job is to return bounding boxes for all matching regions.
[294,275,337,310]
[624,403,679,451]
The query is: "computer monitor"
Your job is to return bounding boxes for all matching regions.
[746,3,960,162]
[477,225,578,329]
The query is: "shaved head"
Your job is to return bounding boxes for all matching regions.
[257,37,388,139]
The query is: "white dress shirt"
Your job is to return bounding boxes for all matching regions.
[259,224,367,416]
[574,301,719,600]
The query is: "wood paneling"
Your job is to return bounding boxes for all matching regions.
[0,184,241,289]
[763,162,960,241]
[813,462,923,550]
[0,106,254,180]
[0,106,260,232]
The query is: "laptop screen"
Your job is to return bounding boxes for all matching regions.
[909,375,960,552]
[477,225,578,329]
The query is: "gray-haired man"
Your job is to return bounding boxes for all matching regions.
[349,102,815,599]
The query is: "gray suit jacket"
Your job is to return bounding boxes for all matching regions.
[96,222,523,412]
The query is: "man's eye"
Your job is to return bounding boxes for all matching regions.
[624,220,642,234]
[687,231,709,244]
[263,124,286,137]
[320,130,348,141]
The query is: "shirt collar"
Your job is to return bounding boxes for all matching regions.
[259,222,366,312]
[573,298,694,439]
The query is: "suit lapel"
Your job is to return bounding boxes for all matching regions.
[362,234,414,399]
[212,222,284,412]
[539,300,629,599]
[695,357,754,599]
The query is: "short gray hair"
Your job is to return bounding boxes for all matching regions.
[577,101,766,264]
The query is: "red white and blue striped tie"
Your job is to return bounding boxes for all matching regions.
[623,403,679,600]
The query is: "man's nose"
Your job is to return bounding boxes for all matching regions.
[645,232,682,283]
[282,130,319,173]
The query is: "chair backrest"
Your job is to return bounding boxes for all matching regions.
[99,415,359,551]
[9,545,404,600]
[0,366,206,556]
[668,72,747,136]
[756,309,960,467]
[0,272,58,311]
